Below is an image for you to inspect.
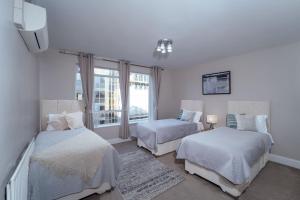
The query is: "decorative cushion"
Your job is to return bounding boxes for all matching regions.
[235,114,256,131]
[180,110,195,122]
[193,111,203,123]
[177,109,183,120]
[255,115,268,133]
[46,112,68,131]
[65,112,85,129]
[226,114,237,129]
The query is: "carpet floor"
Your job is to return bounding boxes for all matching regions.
[83,141,300,200]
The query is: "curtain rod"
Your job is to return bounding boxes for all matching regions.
[59,49,164,70]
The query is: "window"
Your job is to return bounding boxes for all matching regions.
[75,67,150,127]
[76,67,122,127]
[129,72,150,121]
[93,68,121,126]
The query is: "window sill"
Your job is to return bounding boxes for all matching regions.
[94,123,120,129]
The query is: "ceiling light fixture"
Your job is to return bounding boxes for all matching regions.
[156,39,173,54]
[156,40,162,52]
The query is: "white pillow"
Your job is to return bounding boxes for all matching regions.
[193,111,203,123]
[255,115,268,133]
[180,110,195,122]
[65,112,85,129]
[46,112,68,131]
[235,114,256,131]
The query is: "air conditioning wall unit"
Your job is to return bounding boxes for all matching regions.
[14,0,49,53]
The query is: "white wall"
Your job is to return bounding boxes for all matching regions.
[171,42,300,161]
[39,50,77,100]
[38,49,175,139]
[157,69,178,119]
[0,1,39,199]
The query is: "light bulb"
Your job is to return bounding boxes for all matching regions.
[160,42,165,50]
[156,40,162,52]
[161,49,166,54]
[167,48,172,53]
[167,43,172,51]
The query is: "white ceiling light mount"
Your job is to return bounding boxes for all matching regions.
[156,39,173,54]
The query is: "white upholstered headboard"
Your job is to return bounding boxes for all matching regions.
[40,100,84,131]
[181,100,204,112]
[228,101,271,131]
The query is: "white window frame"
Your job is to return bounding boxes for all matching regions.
[128,71,151,123]
[93,66,122,128]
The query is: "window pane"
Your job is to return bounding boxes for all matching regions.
[75,69,83,100]
[129,72,149,121]
[94,68,119,77]
[93,68,121,127]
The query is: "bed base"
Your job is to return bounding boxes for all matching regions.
[137,138,181,156]
[58,182,111,200]
[185,153,269,197]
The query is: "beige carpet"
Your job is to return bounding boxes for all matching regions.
[83,141,300,200]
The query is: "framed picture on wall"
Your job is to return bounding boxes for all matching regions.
[202,71,231,95]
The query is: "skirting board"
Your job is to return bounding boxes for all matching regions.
[269,154,300,170]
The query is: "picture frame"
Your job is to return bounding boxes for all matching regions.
[202,71,231,95]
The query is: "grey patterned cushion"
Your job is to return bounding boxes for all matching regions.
[177,110,183,120]
[226,114,237,129]
[180,110,195,122]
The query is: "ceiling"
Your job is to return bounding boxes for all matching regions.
[35,0,300,68]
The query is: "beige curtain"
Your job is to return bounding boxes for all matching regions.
[78,53,94,130]
[119,60,130,139]
[151,66,162,120]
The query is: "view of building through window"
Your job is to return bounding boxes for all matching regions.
[75,67,150,127]
[129,72,149,121]
[75,72,83,100]
[93,68,121,126]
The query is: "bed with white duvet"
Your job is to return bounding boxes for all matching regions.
[28,100,120,200]
[136,100,204,156]
[29,127,119,200]
[176,101,274,197]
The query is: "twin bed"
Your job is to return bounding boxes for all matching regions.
[136,100,204,156]
[28,100,119,200]
[178,101,273,197]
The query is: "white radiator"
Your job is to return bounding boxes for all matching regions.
[6,139,35,200]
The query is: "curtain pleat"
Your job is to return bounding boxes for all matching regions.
[119,60,130,139]
[78,53,94,130]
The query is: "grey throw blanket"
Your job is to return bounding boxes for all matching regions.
[31,128,110,182]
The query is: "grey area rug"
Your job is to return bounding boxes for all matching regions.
[117,150,184,200]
